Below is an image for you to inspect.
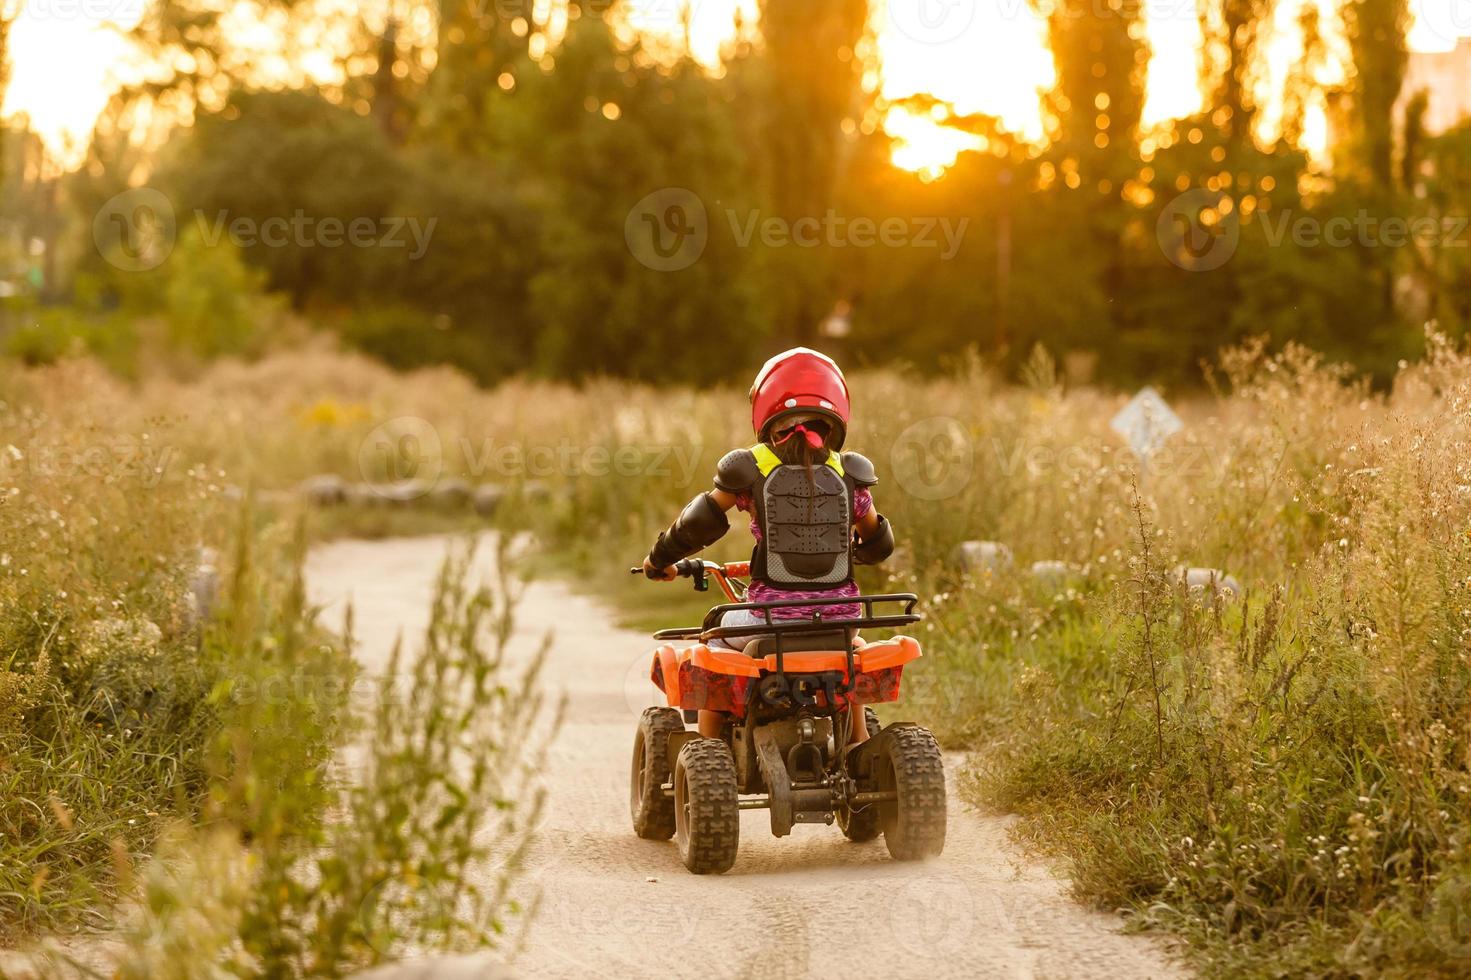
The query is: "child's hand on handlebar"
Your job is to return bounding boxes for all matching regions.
[642,557,678,581]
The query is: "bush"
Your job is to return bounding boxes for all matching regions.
[2,356,550,976]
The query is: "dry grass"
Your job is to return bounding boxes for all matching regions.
[0,352,546,975]
[9,330,1471,974]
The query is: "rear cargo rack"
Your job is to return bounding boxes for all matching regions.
[652,593,921,684]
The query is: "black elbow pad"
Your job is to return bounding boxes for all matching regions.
[648,493,730,568]
[853,514,895,565]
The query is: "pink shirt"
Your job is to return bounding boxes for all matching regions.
[734,488,872,620]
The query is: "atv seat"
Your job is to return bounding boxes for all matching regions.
[742,630,855,658]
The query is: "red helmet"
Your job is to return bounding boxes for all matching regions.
[749,347,851,448]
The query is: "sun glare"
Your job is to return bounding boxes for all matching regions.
[3,5,145,161]
[885,107,984,180]
[3,0,1467,172]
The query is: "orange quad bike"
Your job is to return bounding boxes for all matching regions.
[626,558,946,874]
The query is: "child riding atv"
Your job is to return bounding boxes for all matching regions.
[641,347,896,750]
[633,349,944,873]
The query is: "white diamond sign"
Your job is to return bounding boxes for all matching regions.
[1111,387,1183,463]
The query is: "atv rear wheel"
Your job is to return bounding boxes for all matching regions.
[630,706,684,840]
[838,707,883,842]
[673,737,740,874]
[876,725,947,860]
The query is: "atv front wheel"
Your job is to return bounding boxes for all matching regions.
[673,737,740,874]
[876,725,947,860]
[838,706,883,842]
[630,706,684,840]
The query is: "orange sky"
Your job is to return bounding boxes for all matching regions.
[4,0,1468,172]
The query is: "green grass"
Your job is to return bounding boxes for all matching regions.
[0,360,550,977]
[13,336,1471,975]
[505,339,1471,976]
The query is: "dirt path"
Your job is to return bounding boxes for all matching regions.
[305,534,1186,980]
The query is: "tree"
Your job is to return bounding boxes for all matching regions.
[0,0,20,182]
[419,0,532,152]
[1335,0,1411,342]
[1339,0,1410,188]
[1280,3,1326,150]
[1410,121,1471,339]
[504,9,766,381]
[0,0,14,108]
[1034,0,1149,363]
[163,90,405,304]
[1198,0,1276,150]
[749,0,869,345]
[1039,0,1148,187]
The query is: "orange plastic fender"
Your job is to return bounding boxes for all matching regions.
[656,645,681,707]
[686,644,763,678]
[856,635,923,672]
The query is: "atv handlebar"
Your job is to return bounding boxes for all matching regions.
[628,557,705,579]
[630,558,751,601]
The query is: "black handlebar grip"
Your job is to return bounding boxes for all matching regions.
[632,559,700,580]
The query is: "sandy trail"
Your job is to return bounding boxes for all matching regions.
[305,533,1185,980]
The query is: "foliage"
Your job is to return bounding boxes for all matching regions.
[0,361,266,938]
[96,543,551,978]
[5,0,1460,387]
[161,90,406,308]
[0,359,547,978]
[18,323,1471,971]
[1410,120,1471,340]
[125,335,1471,976]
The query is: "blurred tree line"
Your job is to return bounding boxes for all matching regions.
[1,0,1469,386]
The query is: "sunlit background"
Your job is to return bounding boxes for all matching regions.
[9,0,1470,174]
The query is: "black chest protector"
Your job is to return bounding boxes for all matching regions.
[754,462,853,589]
[715,446,877,592]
